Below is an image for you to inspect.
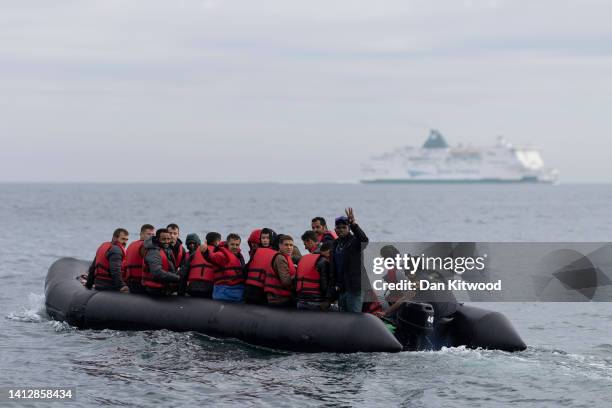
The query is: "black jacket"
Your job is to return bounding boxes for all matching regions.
[330,223,368,294]
[177,250,195,295]
[143,237,180,283]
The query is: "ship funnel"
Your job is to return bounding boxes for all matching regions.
[422,129,449,149]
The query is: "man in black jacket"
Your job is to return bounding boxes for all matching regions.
[142,229,181,296]
[330,208,368,313]
[86,228,129,292]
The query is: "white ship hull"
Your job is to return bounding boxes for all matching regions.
[360,130,558,184]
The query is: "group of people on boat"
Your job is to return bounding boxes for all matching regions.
[85,208,384,313]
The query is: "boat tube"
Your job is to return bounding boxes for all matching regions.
[45,258,526,353]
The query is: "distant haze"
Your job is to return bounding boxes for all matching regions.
[1,0,611,182]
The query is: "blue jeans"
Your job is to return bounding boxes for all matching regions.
[212,284,244,302]
[338,291,363,313]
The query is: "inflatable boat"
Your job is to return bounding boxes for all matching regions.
[45,258,526,353]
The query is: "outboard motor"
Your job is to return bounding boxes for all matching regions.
[395,302,435,351]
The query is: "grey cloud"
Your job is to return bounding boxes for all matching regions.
[1,0,611,182]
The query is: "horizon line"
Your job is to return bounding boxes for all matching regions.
[0,180,609,185]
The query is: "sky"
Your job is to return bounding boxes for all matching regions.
[1,0,611,182]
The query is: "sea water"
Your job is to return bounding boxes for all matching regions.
[2,183,612,407]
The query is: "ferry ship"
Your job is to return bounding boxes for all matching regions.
[360,130,558,183]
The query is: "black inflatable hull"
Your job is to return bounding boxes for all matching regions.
[446,303,527,351]
[45,258,402,353]
[45,258,526,353]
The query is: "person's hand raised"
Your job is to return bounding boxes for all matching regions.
[345,207,356,224]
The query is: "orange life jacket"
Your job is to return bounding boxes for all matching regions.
[212,247,245,286]
[187,246,216,284]
[363,300,384,314]
[173,244,186,269]
[94,241,126,285]
[264,253,296,298]
[245,247,277,288]
[317,230,337,242]
[124,240,144,282]
[296,253,322,297]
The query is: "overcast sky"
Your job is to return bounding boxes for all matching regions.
[1,0,611,182]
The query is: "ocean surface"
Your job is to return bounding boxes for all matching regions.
[2,183,612,407]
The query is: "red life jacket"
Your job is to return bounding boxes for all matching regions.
[305,243,318,254]
[141,248,172,289]
[383,268,406,303]
[124,240,144,282]
[246,248,277,288]
[212,247,245,286]
[264,253,296,298]
[296,253,322,296]
[384,268,398,283]
[317,230,337,243]
[187,246,216,284]
[173,244,186,269]
[363,300,384,314]
[94,242,126,284]
[247,229,262,246]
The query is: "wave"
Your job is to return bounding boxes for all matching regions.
[5,292,48,323]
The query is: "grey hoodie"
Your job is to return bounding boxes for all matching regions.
[143,237,180,283]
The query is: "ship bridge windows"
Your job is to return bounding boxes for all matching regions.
[449,150,482,159]
[407,156,435,161]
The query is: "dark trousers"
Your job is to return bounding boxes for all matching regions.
[244,285,268,305]
[127,280,147,295]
